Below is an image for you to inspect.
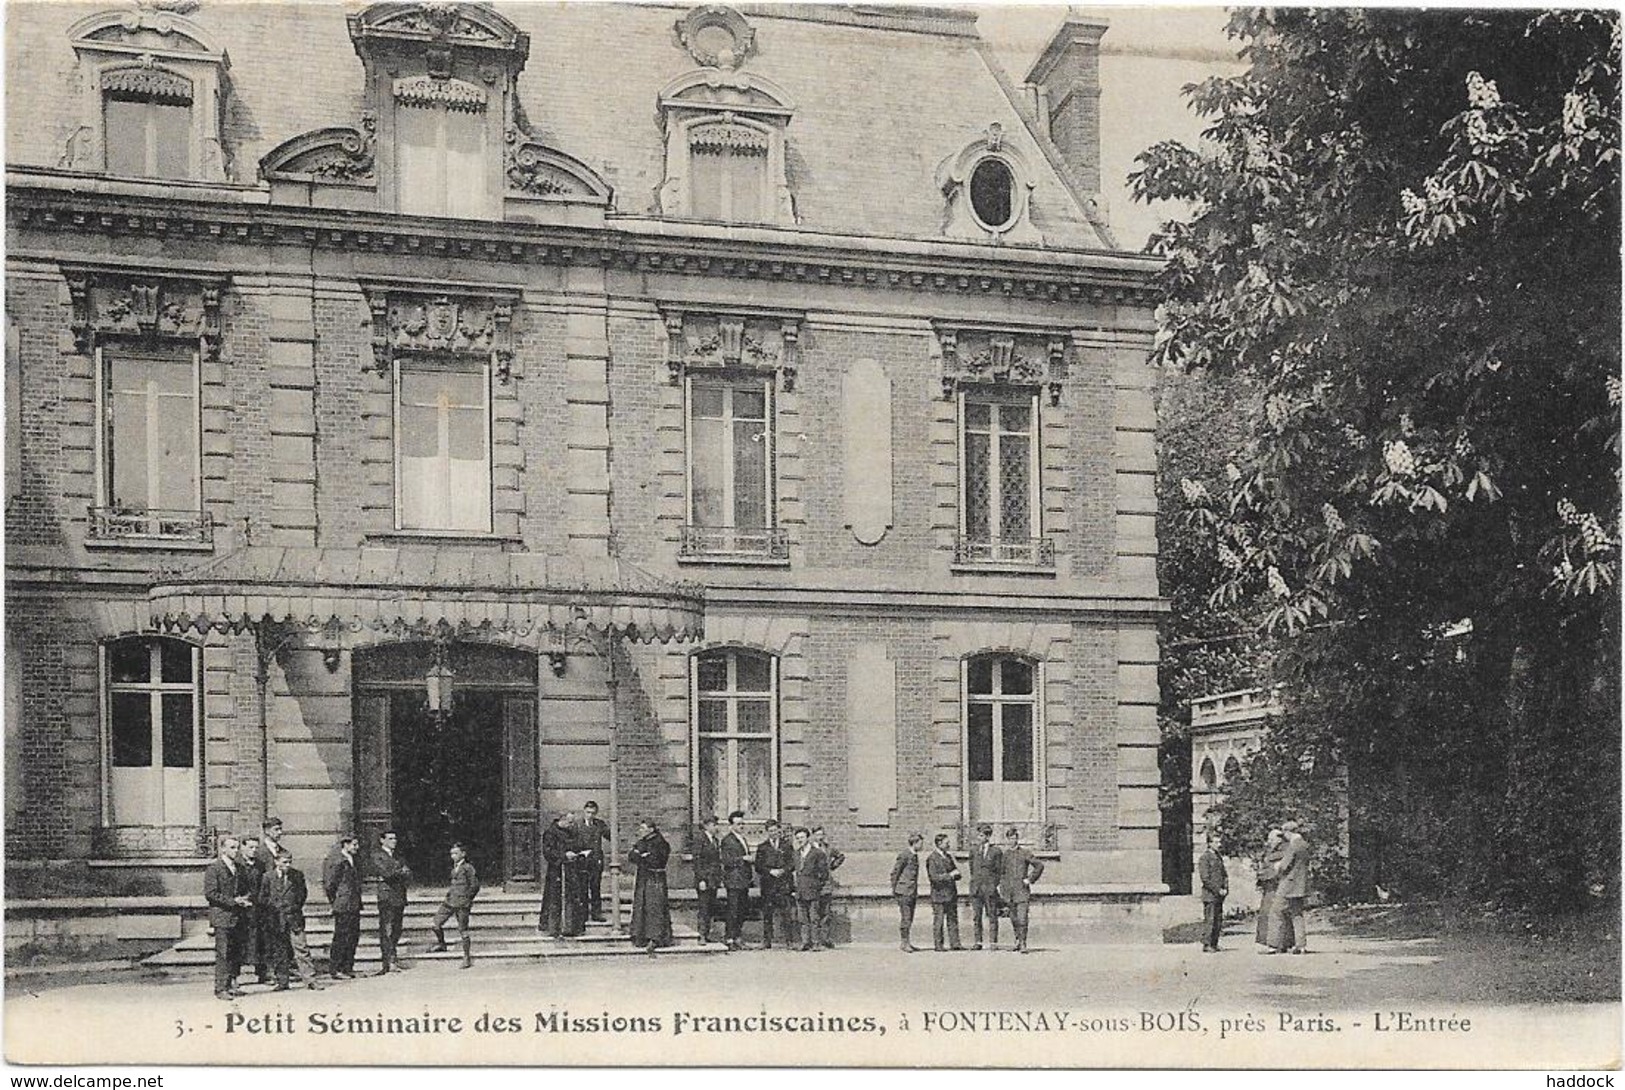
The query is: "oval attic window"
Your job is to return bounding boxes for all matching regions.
[969,158,1015,230]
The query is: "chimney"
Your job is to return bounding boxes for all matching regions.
[1025,9,1108,195]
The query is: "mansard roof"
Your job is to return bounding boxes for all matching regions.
[5,3,1112,250]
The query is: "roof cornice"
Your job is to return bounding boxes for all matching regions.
[6,172,1163,307]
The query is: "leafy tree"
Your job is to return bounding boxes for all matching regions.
[1136,9,1620,909]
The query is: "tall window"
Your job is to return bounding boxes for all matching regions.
[963,654,1041,825]
[692,649,777,821]
[96,350,202,538]
[103,637,200,827]
[684,376,779,557]
[959,389,1044,564]
[396,96,490,218]
[102,70,193,179]
[394,358,491,532]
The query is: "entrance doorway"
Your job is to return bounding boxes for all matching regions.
[353,643,540,888]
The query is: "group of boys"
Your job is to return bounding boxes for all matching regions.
[202,819,480,1000]
[691,817,1044,954]
[692,813,846,950]
[899,824,1045,953]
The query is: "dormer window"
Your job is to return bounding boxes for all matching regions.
[103,68,194,179]
[65,9,229,182]
[659,7,796,227]
[940,124,1042,245]
[261,3,612,220]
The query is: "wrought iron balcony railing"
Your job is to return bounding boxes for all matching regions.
[680,524,789,560]
[89,506,214,545]
[953,535,1055,568]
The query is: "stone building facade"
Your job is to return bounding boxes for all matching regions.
[4,2,1163,925]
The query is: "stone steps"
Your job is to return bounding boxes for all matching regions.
[142,893,713,968]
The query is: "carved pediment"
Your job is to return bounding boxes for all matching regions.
[65,267,225,359]
[505,140,612,201]
[934,324,1080,405]
[260,119,376,183]
[362,286,519,380]
[661,307,802,391]
[348,2,526,53]
[659,69,796,120]
[69,8,225,58]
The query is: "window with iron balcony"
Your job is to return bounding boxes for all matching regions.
[938,325,1078,572]
[70,270,223,550]
[665,307,801,565]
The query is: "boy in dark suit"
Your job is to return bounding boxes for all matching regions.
[890,833,923,952]
[812,827,844,949]
[203,834,251,999]
[752,819,794,949]
[968,823,1003,950]
[926,833,964,952]
[998,827,1045,954]
[791,827,829,951]
[322,835,362,979]
[372,829,412,974]
[720,810,753,950]
[1198,833,1228,952]
[692,814,723,945]
[580,801,611,923]
[260,849,324,990]
[235,835,267,986]
[430,842,481,969]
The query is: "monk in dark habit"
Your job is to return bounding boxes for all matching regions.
[627,818,673,953]
[539,811,587,938]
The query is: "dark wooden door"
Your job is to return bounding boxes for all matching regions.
[503,694,539,884]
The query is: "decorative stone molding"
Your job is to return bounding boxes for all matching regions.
[660,307,802,391]
[505,137,614,201]
[933,323,1082,405]
[360,285,519,381]
[260,115,377,183]
[64,7,230,181]
[262,2,609,215]
[393,75,488,111]
[64,266,225,359]
[101,66,193,103]
[939,123,1043,245]
[657,57,797,225]
[675,5,758,70]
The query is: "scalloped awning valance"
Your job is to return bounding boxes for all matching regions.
[147,546,705,646]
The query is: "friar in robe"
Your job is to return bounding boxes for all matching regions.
[539,811,587,938]
[627,819,673,952]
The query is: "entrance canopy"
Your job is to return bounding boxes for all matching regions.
[148,545,704,647]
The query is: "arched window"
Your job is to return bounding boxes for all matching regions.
[1198,757,1217,792]
[963,653,1042,824]
[66,9,230,182]
[102,636,200,827]
[692,648,777,821]
[1223,755,1243,785]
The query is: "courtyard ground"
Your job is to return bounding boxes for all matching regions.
[5,907,1619,1068]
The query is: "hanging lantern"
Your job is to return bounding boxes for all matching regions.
[424,640,455,716]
